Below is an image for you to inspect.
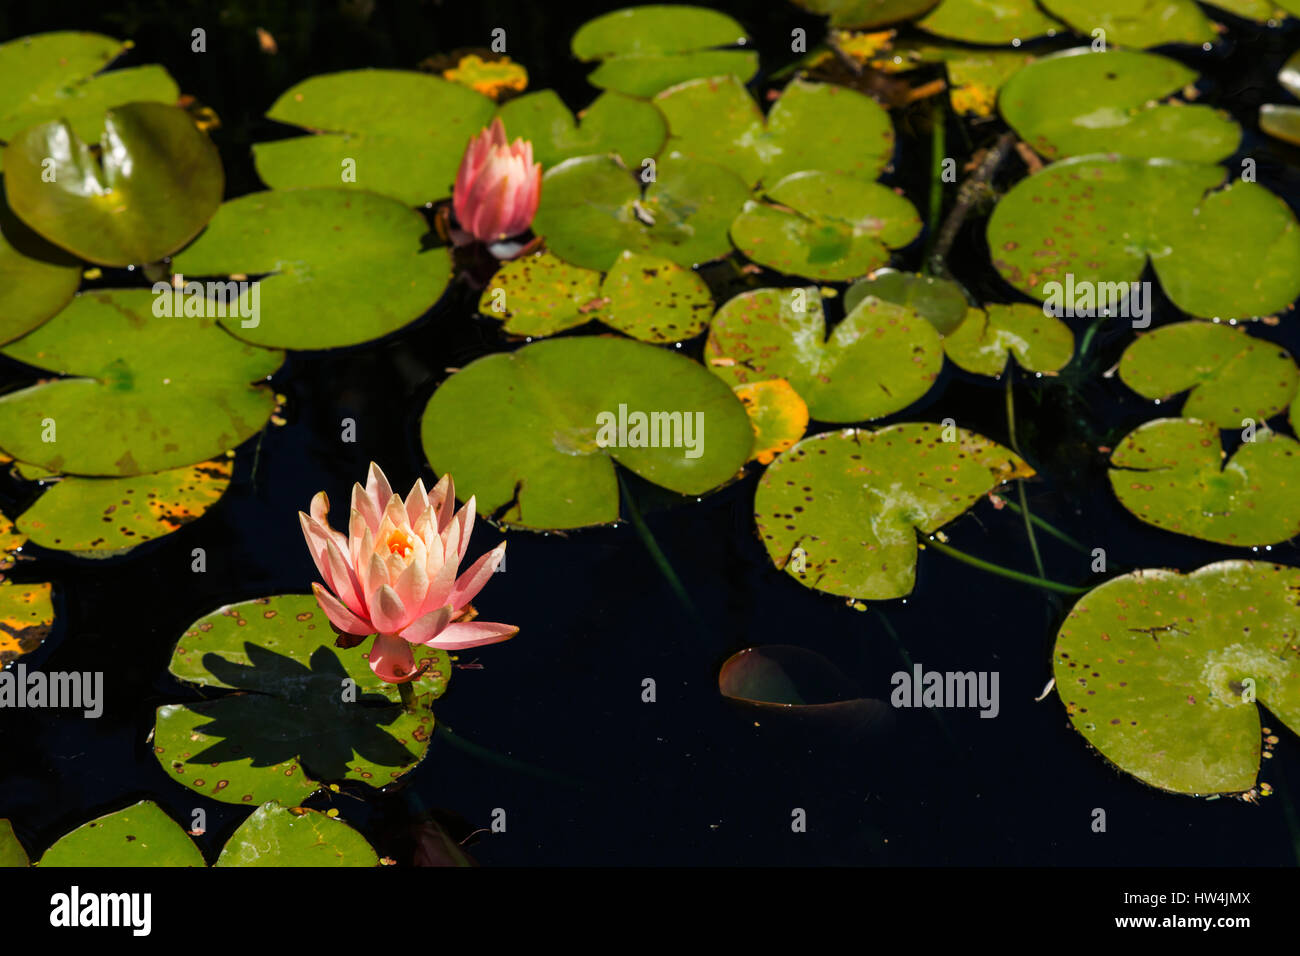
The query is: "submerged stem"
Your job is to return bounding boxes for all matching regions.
[1004,369,1045,578]
[923,536,1089,596]
[618,471,702,624]
[998,499,1090,555]
[922,96,946,275]
[435,724,583,788]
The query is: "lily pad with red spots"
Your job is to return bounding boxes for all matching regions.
[153,594,450,806]
[1108,417,1300,545]
[705,286,943,422]
[844,270,969,335]
[734,379,810,465]
[38,800,205,867]
[1118,322,1299,429]
[943,303,1074,376]
[1053,560,1300,795]
[754,424,1031,599]
[988,155,1300,321]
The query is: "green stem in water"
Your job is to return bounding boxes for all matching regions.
[1004,369,1045,578]
[398,680,417,713]
[997,499,1090,555]
[923,536,1089,596]
[618,471,702,624]
[922,96,947,276]
[435,724,584,788]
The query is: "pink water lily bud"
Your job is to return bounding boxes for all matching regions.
[452,117,542,243]
[299,462,517,683]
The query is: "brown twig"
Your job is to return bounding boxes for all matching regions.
[927,130,1017,277]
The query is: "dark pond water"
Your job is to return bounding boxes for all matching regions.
[3,0,1300,865]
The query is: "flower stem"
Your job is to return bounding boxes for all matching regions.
[996,499,1089,555]
[923,536,1089,596]
[435,724,584,788]
[922,96,946,276]
[398,680,417,713]
[617,471,702,625]
[1004,368,1046,579]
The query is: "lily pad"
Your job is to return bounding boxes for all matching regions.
[0,290,282,476]
[572,6,757,97]
[1038,0,1215,49]
[214,802,378,867]
[38,800,204,867]
[988,155,1300,321]
[943,304,1075,376]
[999,49,1239,163]
[0,820,27,867]
[1053,560,1300,794]
[0,182,80,345]
[480,251,602,336]
[754,424,1031,600]
[1281,48,1300,99]
[3,102,223,266]
[719,645,892,734]
[172,188,450,350]
[0,32,179,172]
[154,594,450,806]
[844,270,969,335]
[1118,322,1299,428]
[731,172,921,281]
[1109,417,1300,545]
[918,0,1064,45]
[735,379,811,465]
[788,0,939,28]
[496,90,666,170]
[654,77,894,188]
[704,286,943,422]
[252,70,496,206]
[532,153,749,271]
[1260,104,1300,146]
[17,459,233,556]
[420,336,753,530]
[0,579,53,666]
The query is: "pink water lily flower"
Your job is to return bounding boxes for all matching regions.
[452,117,542,243]
[299,463,516,683]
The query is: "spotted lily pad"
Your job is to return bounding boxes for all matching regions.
[0,820,27,867]
[0,290,282,476]
[4,102,223,266]
[421,336,753,530]
[719,645,891,735]
[1038,0,1215,49]
[38,800,204,867]
[999,49,1239,162]
[654,77,894,188]
[496,90,666,169]
[988,155,1300,321]
[755,424,1031,600]
[572,6,757,97]
[172,188,450,350]
[705,286,943,423]
[480,251,602,336]
[944,304,1074,376]
[214,802,378,867]
[844,270,969,335]
[17,459,233,556]
[442,53,528,100]
[731,172,921,281]
[0,182,80,344]
[0,579,54,666]
[918,0,1063,45]
[0,32,179,172]
[154,594,450,806]
[532,153,749,271]
[735,379,810,465]
[1119,322,1299,428]
[789,0,939,28]
[252,70,495,206]
[1054,560,1300,795]
[1109,417,1300,545]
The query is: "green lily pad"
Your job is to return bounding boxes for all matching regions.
[754,424,1032,600]
[496,90,666,169]
[154,594,449,806]
[0,181,80,345]
[4,102,222,266]
[1261,104,1300,146]
[480,251,602,337]
[532,153,749,271]
[731,172,921,281]
[0,290,282,476]
[1118,322,1299,428]
[844,270,969,335]
[38,800,204,867]
[988,155,1300,321]
[944,304,1074,376]
[1038,0,1215,49]
[0,32,179,172]
[704,286,943,422]
[171,188,450,350]
[919,0,1064,45]
[17,459,233,556]
[214,802,378,867]
[0,820,28,867]
[999,49,1239,162]
[1054,560,1300,795]
[572,5,757,97]
[1109,417,1300,545]
[252,70,496,206]
[788,0,939,28]
[654,77,894,188]
[1280,48,1300,99]
[420,336,753,530]
[0,579,53,666]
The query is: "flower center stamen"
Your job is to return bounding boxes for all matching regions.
[386,529,415,560]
